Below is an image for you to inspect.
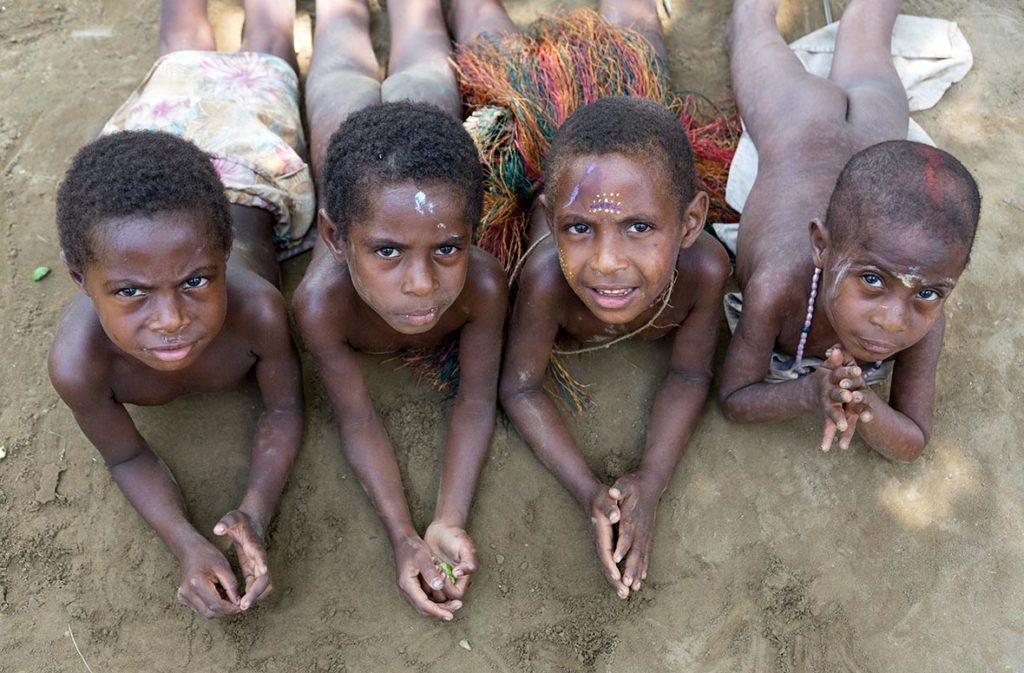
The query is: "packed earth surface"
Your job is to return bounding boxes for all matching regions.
[1,0,1022,671]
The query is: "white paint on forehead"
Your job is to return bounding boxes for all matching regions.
[436,222,447,229]
[414,191,427,215]
[891,266,923,288]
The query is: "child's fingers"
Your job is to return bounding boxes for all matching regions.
[402,578,456,621]
[838,413,859,450]
[240,571,272,610]
[821,419,838,452]
[623,547,647,592]
[417,558,445,593]
[829,388,853,404]
[192,578,239,617]
[212,565,241,605]
[613,521,633,565]
[591,512,623,591]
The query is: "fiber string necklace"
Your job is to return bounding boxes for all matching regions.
[794,267,881,372]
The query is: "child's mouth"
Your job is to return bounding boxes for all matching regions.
[589,286,637,309]
[147,342,196,362]
[399,307,439,326]
[856,337,898,356]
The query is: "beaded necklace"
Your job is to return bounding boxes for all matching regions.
[794,266,881,373]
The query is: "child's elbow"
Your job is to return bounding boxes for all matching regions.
[884,439,926,464]
[718,389,749,424]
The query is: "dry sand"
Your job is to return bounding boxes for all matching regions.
[1,0,1022,671]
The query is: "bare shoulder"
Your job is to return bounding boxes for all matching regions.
[292,252,352,323]
[227,267,289,330]
[678,231,731,285]
[292,251,355,349]
[516,242,572,313]
[463,246,508,300]
[48,297,114,403]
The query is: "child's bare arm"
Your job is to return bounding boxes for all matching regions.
[720,288,824,421]
[498,263,625,596]
[295,298,457,621]
[610,247,729,594]
[424,255,507,595]
[49,350,240,618]
[220,289,304,609]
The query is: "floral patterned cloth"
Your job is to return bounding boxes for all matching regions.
[102,50,315,254]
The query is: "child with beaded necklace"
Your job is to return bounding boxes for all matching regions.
[718,0,980,460]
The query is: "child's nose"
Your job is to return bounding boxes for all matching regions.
[591,236,628,275]
[869,301,906,333]
[148,294,189,333]
[401,257,437,296]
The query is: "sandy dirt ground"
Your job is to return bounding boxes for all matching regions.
[2,0,1023,671]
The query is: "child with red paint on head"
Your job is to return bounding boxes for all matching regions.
[48,0,309,618]
[718,0,980,461]
[449,0,732,600]
[292,0,507,622]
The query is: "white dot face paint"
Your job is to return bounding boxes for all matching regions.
[436,222,446,229]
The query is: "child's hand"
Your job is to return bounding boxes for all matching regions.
[588,486,627,598]
[424,521,477,600]
[608,471,661,596]
[214,510,272,610]
[177,539,241,619]
[392,534,463,621]
[813,347,867,452]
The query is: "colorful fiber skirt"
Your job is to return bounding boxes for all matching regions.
[453,8,739,272]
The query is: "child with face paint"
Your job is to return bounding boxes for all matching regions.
[719,0,980,461]
[48,0,308,618]
[292,0,507,622]
[448,0,731,601]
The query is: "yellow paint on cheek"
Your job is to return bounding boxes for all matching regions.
[557,247,573,279]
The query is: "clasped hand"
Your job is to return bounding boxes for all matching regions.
[589,471,661,600]
[813,346,875,452]
[176,509,272,618]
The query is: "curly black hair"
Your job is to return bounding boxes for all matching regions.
[57,131,232,270]
[826,140,981,261]
[546,96,697,214]
[322,101,484,238]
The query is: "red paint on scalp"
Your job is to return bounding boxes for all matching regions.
[922,145,945,203]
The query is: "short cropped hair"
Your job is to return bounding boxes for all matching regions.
[57,131,232,270]
[826,140,980,259]
[546,96,697,213]
[322,101,484,237]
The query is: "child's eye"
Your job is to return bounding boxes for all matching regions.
[861,273,884,288]
[567,223,590,235]
[435,245,458,257]
[115,287,142,298]
[376,247,399,259]
[628,222,652,233]
[183,276,209,289]
[917,288,942,301]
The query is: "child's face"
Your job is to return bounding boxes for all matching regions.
[813,220,967,362]
[72,210,230,371]
[546,153,704,325]
[342,181,471,335]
